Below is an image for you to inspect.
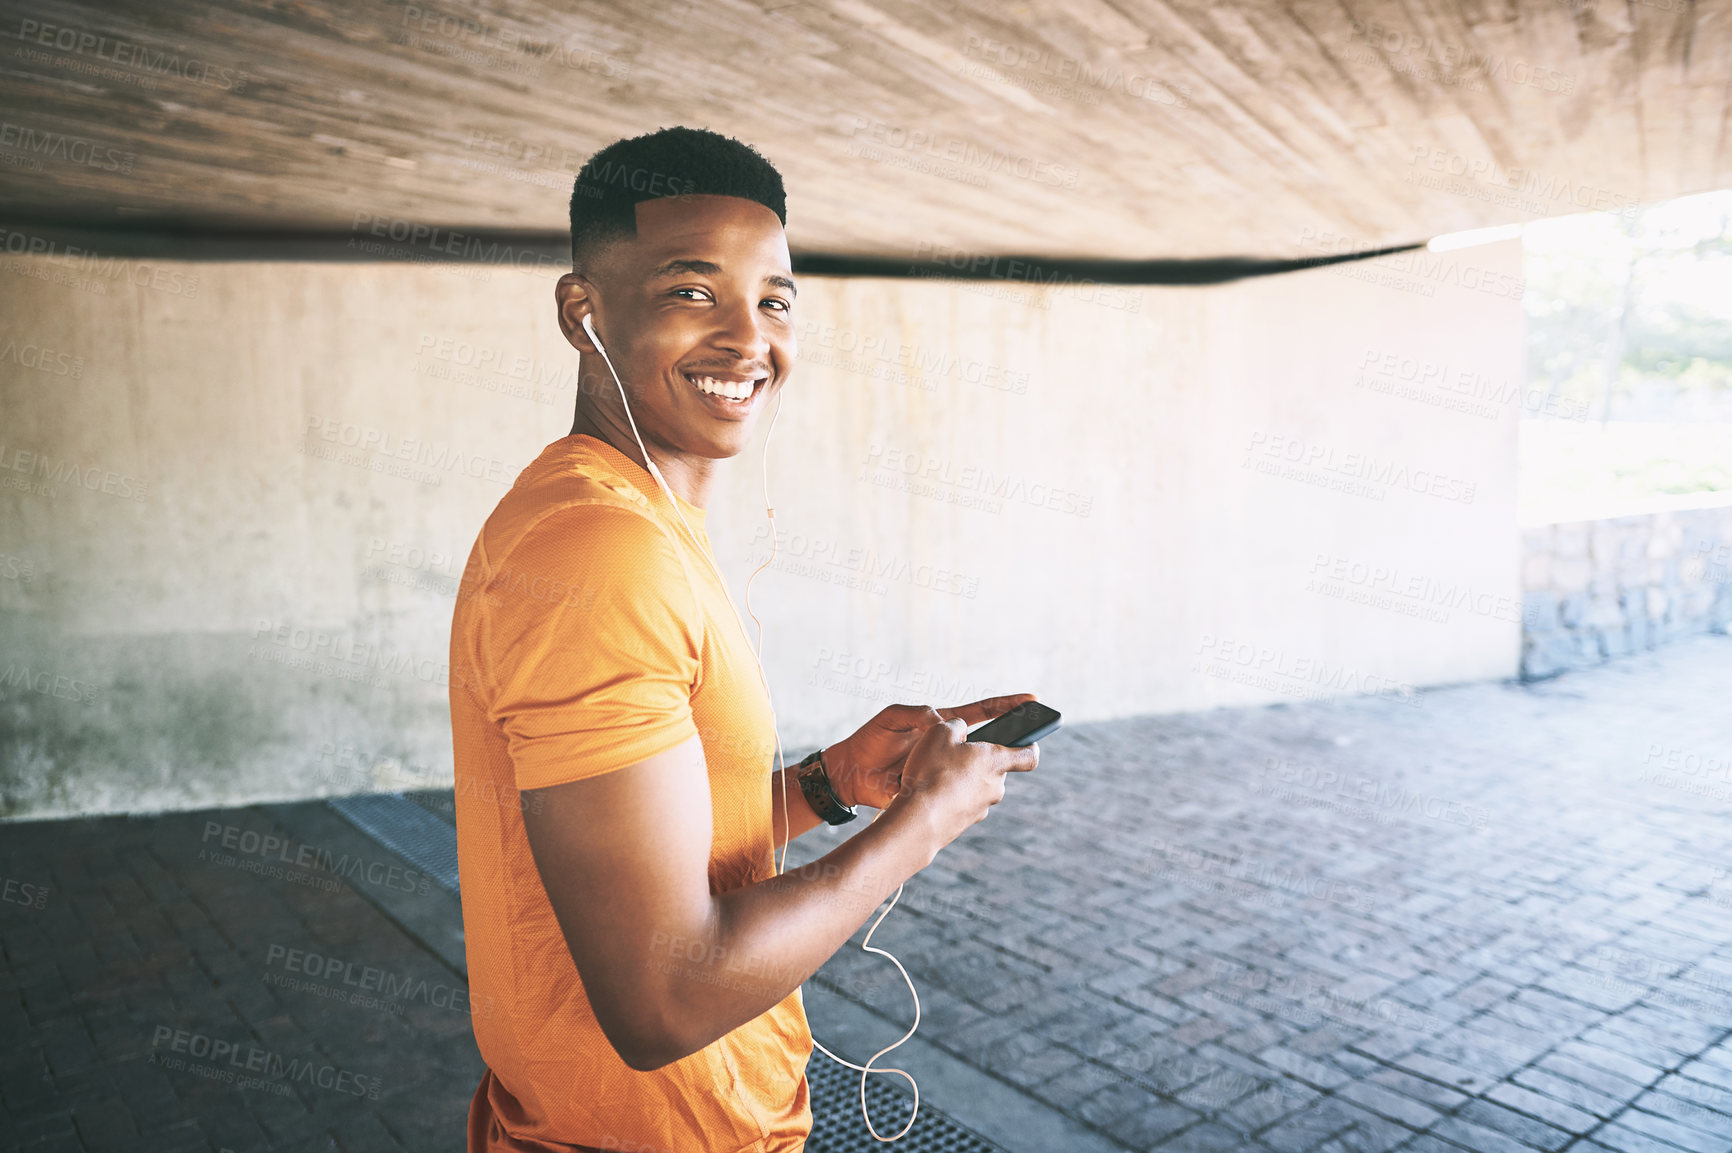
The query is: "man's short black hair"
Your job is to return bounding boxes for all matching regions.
[568,126,787,270]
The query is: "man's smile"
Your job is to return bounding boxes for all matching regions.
[683,369,770,411]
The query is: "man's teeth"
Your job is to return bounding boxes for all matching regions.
[691,375,756,401]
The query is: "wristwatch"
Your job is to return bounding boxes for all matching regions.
[795,748,857,825]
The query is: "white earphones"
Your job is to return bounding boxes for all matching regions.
[580,308,924,1141]
[582,312,667,487]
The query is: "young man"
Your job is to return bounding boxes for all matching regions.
[449,126,1040,1153]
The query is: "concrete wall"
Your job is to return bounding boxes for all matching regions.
[0,240,1524,819]
[1521,492,1732,679]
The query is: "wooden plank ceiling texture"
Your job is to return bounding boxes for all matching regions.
[0,0,1727,259]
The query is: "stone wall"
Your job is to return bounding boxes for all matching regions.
[1521,494,1732,679]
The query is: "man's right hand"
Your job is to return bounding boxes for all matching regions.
[885,714,1039,854]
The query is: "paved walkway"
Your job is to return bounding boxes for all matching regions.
[792,631,1732,1152]
[5,632,1732,1151]
[1,800,484,1153]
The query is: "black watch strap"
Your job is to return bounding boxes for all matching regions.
[796,748,857,825]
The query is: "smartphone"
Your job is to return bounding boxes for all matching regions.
[965,701,1061,748]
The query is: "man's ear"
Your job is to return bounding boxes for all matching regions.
[555,273,601,354]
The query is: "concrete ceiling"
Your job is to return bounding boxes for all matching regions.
[0,0,1728,261]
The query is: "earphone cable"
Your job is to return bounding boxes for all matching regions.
[584,316,923,1141]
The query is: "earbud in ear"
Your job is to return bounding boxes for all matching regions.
[580,312,605,354]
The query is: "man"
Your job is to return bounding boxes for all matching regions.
[449,126,1040,1153]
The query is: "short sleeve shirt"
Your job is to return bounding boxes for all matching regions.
[450,433,813,1151]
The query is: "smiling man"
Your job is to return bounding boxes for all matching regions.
[449,127,1039,1153]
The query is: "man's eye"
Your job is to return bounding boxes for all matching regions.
[762,298,791,312]
[672,287,711,301]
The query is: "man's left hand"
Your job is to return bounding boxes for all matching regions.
[822,693,1039,810]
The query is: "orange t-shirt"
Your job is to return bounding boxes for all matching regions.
[449,433,813,1152]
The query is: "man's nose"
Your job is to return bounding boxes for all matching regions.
[712,296,772,362]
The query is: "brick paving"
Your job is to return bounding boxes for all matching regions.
[1,805,484,1152]
[5,631,1732,1152]
[793,631,1732,1152]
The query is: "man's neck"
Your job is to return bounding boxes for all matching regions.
[569,410,717,510]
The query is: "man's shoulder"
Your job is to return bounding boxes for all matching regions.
[482,438,666,565]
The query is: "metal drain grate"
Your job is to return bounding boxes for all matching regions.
[327,792,461,894]
[805,1051,1009,1153]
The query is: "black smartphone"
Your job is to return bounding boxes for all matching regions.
[965,701,1061,748]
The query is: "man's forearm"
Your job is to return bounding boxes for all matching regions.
[768,765,827,847]
[637,799,938,1068]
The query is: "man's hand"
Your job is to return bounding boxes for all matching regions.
[823,693,1038,810]
[521,732,958,1071]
